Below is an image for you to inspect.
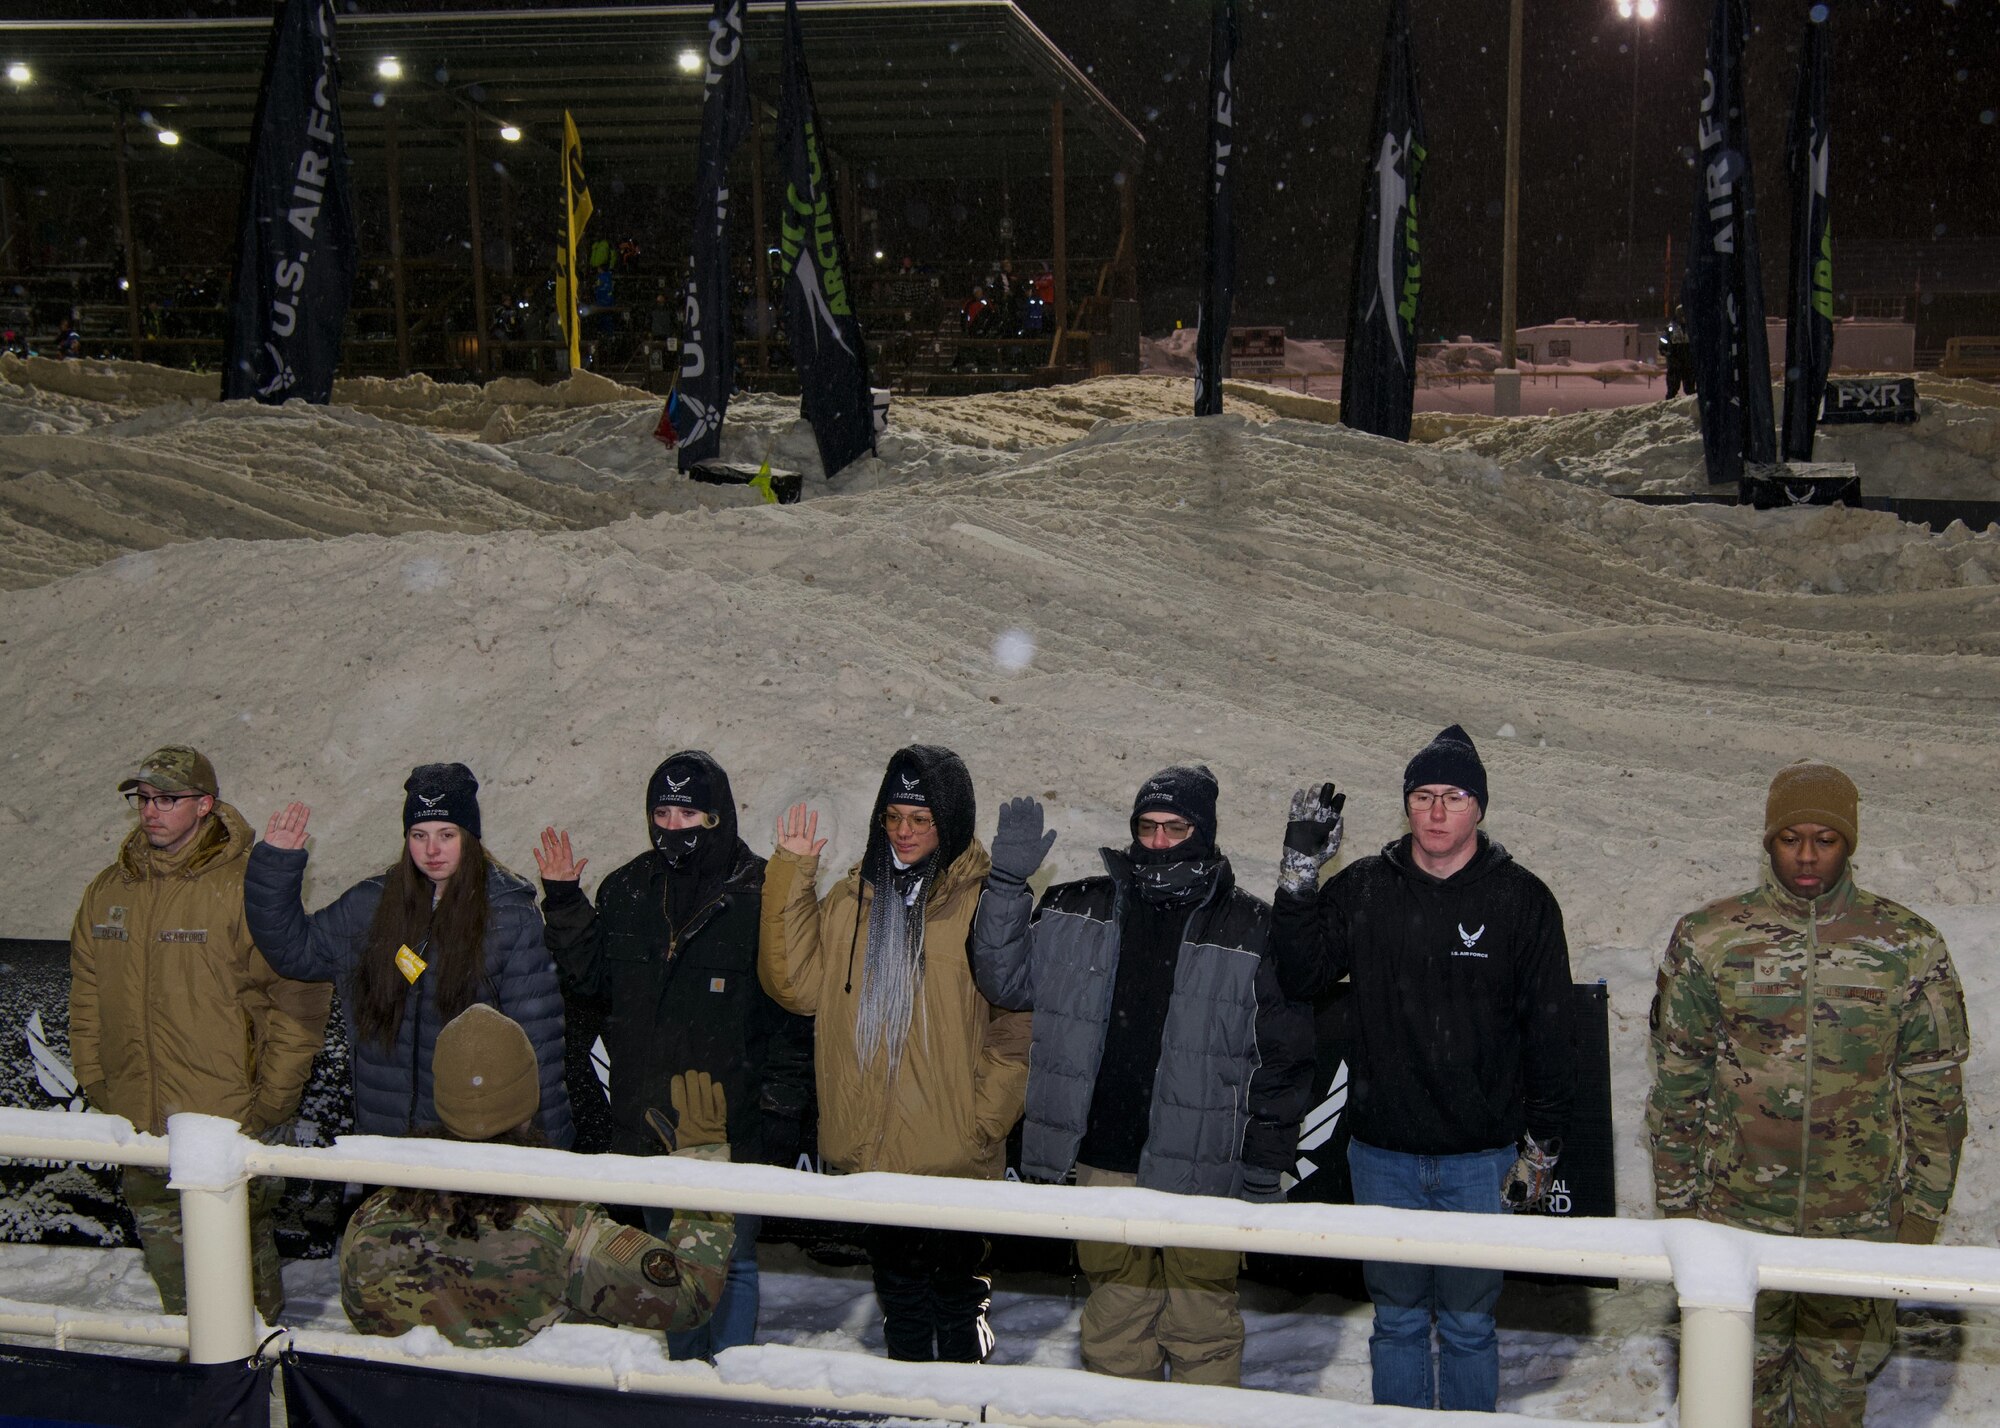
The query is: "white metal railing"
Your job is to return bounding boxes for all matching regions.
[4,1106,1999,1428]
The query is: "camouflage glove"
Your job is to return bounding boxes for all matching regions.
[1501,1133,1562,1213]
[1278,783,1345,896]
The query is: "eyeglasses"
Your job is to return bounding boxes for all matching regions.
[126,791,204,811]
[1406,789,1477,813]
[1135,816,1195,840]
[881,810,935,832]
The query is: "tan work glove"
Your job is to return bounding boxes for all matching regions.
[1896,1213,1941,1246]
[643,1071,730,1152]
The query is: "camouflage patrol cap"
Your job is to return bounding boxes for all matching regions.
[117,745,219,797]
[1764,760,1859,852]
[432,1005,540,1141]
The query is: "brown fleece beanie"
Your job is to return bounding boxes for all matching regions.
[1764,761,1859,852]
[431,1005,539,1141]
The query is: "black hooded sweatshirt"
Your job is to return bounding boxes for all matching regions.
[541,751,813,1161]
[1269,832,1573,1156]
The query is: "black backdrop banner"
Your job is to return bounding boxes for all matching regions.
[284,1353,888,1428]
[0,1343,269,1428]
[219,0,357,404]
[1192,0,1236,418]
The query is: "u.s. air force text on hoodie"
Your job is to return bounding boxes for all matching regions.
[1268,833,1574,1156]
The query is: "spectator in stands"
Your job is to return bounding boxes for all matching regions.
[760,746,1029,1364]
[70,745,330,1321]
[962,284,990,336]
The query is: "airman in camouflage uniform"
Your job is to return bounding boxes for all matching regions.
[1647,762,1969,1428]
[340,1005,735,1348]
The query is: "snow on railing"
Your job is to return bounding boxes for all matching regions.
[5,1106,2000,1428]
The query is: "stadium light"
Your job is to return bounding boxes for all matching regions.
[499,124,522,142]
[157,128,181,146]
[676,49,702,74]
[376,56,402,81]
[1616,0,1659,319]
[5,62,29,85]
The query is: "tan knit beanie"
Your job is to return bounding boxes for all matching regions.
[431,1005,539,1141]
[1764,761,1859,852]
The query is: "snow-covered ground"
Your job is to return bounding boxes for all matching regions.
[2,356,1998,1422]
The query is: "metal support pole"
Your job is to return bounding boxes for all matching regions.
[178,1179,257,1363]
[1116,170,1138,300]
[0,174,16,273]
[1048,98,1069,368]
[384,107,411,376]
[1494,0,1525,415]
[750,101,772,373]
[113,109,144,347]
[463,113,488,376]
[1678,1302,1755,1428]
[1625,15,1641,320]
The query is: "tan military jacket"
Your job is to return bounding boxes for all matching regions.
[1646,863,1968,1239]
[69,802,330,1135]
[758,842,1030,1178]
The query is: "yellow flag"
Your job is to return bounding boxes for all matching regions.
[560,110,594,371]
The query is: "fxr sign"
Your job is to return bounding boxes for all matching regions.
[1820,377,1920,425]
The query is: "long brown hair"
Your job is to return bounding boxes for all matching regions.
[354,833,492,1049]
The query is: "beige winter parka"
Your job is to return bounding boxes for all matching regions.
[759,841,1030,1179]
[69,802,331,1135]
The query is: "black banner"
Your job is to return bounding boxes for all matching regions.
[283,1352,886,1428]
[1192,0,1237,417]
[1683,0,1776,488]
[220,0,357,404]
[674,1,753,470]
[0,1343,269,1428]
[1781,7,1832,462]
[1340,0,1425,442]
[1249,982,1616,1296]
[1821,375,1918,423]
[778,0,874,478]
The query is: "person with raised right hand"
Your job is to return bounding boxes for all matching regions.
[970,767,1312,1387]
[757,745,1028,1365]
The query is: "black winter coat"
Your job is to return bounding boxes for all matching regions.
[544,839,813,1162]
[1269,833,1573,1157]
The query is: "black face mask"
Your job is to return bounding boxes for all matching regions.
[651,822,711,868]
[1126,839,1219,904]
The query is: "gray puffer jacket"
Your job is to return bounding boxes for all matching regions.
[244,844,573,1147]
[971,848,1311,1199]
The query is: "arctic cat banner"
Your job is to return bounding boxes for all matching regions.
[0,1343,270,1428]
[778,0,874,478]
[1340,0,1425,442]
[675,0,752,470]
[1192,0,1237,417]
[1781,8,1832,463]
[1251,982,1615,1295]
[1683,0,1776,487]
[283,1352,897,1427]
[220,0,357,404]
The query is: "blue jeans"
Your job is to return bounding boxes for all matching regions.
[646,1208,761,1359]
[1346,1137,1516,1412]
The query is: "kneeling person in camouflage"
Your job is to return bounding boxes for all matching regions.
[1647,761,1970,1428]
[341,1005,735,1347]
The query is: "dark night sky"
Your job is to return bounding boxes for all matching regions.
[1016,0,1999,335]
